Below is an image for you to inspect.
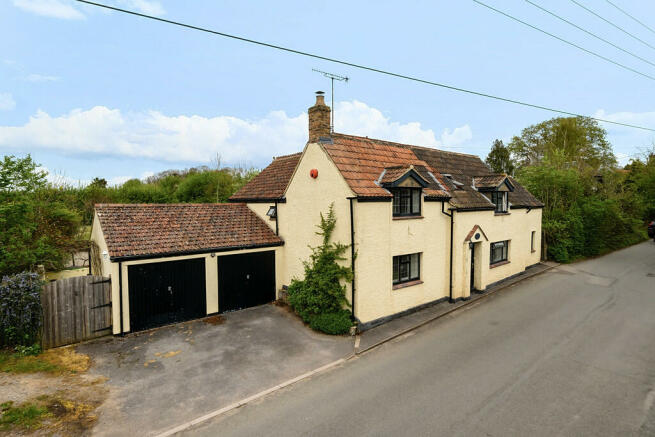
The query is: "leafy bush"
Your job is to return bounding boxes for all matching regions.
[287,204,353,331]
[309,311,352,335]
[0,272,43,347]
[175,171,234,203]
[14,344,41,357]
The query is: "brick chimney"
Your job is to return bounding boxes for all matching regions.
[308,91,331,143]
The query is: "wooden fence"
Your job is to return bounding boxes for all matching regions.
[41,275,112,349]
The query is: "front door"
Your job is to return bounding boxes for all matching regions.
[470,243,476,292]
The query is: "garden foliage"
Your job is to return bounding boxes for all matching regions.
[0,272,43,347]
[491,117,653,263]
[287,204,353,334]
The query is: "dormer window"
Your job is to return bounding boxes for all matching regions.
[392,188,421,216]
[491,191,508,213]
[379,165,429,218]
[473,175,514,214]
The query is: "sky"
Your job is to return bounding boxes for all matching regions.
[2,0,655,186]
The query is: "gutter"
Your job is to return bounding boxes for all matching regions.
[348,197,356,320]
[441,202,455,302]
[110,241,285,262]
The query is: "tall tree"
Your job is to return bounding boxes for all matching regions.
[0,155,81,275]
[508,117,616,171]
[485,139,515,175]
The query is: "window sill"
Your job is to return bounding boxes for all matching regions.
[393,279,423,290]
[494,212,510,216]
[490,260,510,269]
[392,215,424,221]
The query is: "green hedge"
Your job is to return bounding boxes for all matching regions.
[309,311,352,335]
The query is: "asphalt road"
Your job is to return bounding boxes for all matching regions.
[182,241,655,437]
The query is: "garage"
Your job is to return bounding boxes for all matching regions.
[128,258,207,332]
[92,203,284,334]
[218,251,276,312]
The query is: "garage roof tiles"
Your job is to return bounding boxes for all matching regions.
[96,203,283,260]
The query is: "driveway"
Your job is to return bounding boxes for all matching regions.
[77,303,354,436]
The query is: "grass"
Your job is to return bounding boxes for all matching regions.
[0,350,61,374]
[0,347,89,374]
[0,401,50,431]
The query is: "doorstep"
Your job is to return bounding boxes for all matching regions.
[355,261,557,354]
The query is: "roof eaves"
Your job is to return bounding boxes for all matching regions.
[109,240,285,262]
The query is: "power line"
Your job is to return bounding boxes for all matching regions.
[473,0,655,82]
[524,0,655,69]
[73,0,655,132]
[569,0,655,52]
[605,0,655,37]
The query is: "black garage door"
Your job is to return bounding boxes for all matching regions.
[128,258,206,332]
[218,251,275,313]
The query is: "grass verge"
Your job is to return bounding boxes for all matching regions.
[0,401,50,431]
[0,347,90,374]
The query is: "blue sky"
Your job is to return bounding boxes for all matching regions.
[2,0,655,185]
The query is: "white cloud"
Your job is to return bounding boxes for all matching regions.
[0,101,473,168]
[13,0,85,20]
[12,0,164,20]
[0,106,306,166]
[117,0,164,16]
[108,175,132,186]
[38,166,90,187]
[334,100,472,148]
[0,93,16,111]
[25,73,59,82]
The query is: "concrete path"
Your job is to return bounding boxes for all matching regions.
[78,304,354,436]
[181,241,655,436]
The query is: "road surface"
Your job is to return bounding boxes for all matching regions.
[182,241,655,436]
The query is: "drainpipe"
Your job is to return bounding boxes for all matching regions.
[274,200,279,236]
[441,202,455,303]
[348,197,356,320]
[118,262,124,335]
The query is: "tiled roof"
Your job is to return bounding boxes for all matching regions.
[230,153,301,201]
[506,176,543,208]
[96,203,283,260]
[229,132,542,209]
[324,134,450,199]
[409,145,542,209]
[473,175,509,190]
[379,166,415,184]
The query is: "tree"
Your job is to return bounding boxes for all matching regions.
[88,177,107,189]
[0,155,81,275]
[0,155,46,194]
[485,139,515,175]
[508,117,616,171]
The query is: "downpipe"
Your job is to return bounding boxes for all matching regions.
[441,202,455,303]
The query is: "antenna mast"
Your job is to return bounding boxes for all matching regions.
[313,69,349,133]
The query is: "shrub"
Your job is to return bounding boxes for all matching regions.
[0,272,43,347]
[287,204,353,330]
[309,311,352,335]
[14,344,41,357]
